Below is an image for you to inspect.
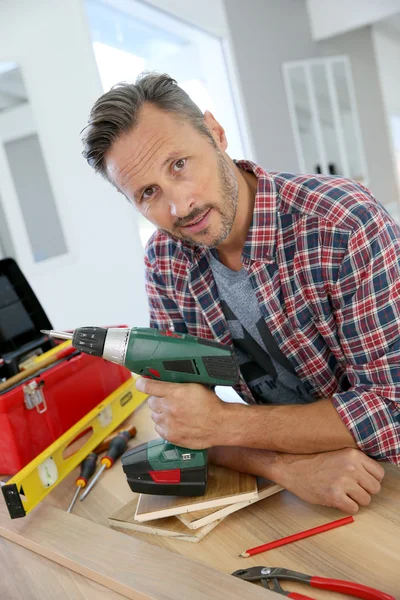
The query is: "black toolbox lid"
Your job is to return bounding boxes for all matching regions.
[0,257,53,358]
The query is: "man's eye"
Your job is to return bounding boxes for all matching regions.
[143,187,156,200]
[173,158,186,172]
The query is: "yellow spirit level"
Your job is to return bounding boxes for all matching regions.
[2,377,147,518]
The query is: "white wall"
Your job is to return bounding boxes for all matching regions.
[144,0,255,161]
[0,0,149,330]
[373,26,400,114]
[373,24,400,213]
[145,0,229,37]
[307,0,400,41]
[223,0,399,207]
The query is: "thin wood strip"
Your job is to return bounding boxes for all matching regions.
[178,480,283,530]
[110,517,223,543]
[0,536,126,600]
[108,495,224,542]
[0,502,273,600]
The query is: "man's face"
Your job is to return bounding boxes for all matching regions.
[105,103,238,248]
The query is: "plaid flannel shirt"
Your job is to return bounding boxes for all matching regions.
[144,160,400,464]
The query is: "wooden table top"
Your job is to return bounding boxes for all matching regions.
[1,400,399,600]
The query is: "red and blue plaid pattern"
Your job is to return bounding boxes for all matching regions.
[145,160,400,464]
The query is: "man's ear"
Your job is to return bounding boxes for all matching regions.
[203,110,228,151]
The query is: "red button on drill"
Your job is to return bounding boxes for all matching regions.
[161,330,182,338]
[148,368,161,378]
[149,469,181,483]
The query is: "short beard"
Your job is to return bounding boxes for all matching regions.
[164,148,238,249]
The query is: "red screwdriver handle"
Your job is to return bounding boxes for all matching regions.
[310,577,395,600]
[76,452,97,487]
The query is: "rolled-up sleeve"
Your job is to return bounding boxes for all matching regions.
[332,206,400,464]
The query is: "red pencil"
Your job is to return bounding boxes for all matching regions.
[239,515,354,558]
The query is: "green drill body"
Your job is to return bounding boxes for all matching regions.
[125,327,239,385]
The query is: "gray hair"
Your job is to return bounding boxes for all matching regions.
[81,72,214,179]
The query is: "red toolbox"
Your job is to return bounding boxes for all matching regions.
[0,347,132,474]
[0,258,132,474]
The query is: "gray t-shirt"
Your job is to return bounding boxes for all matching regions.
[209,252,315,405]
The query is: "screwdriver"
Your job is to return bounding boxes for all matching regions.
[93,424,136,455]
[80,431,132,501]
[67,452,97,513]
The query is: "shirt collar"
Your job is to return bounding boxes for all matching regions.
[178,159,278,265]
[235,160,277,263]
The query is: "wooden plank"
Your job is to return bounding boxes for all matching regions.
[177,478,283,530]
[109,495,224,542]
[0,537,126,600]
[135,464,258,522]
[110,517,223,543]
[0,501,273,600]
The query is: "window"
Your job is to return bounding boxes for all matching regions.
[84,0,249,246]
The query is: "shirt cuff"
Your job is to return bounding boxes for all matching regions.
[331,389,400,464]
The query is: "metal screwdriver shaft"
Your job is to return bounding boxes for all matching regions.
[80,431,132,502]
[67,487,81,513]
[67,452,97,513]
[79,463,107,501]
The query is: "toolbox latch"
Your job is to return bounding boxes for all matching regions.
[23,381,47,413]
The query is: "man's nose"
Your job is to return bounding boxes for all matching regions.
[167,188,196,218]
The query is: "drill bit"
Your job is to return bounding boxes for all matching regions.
[41,329,73,340]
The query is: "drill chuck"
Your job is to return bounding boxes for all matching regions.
[73,327,129,365]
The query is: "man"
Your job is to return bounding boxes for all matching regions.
[82,73,399,514]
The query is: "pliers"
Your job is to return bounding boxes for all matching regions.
[232,566,395,600]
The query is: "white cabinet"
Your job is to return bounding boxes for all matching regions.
[283,55,368,185]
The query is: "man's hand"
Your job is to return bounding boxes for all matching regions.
[135,377,226,448]
[274,448,385,514]
[209,446,385,514]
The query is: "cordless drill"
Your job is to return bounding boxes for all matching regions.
[41,327,239,496]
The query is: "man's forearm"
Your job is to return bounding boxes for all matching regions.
[208,444,385,514]
[218,398,357,453]
[208,446,280,481]
[208,446,325,491]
